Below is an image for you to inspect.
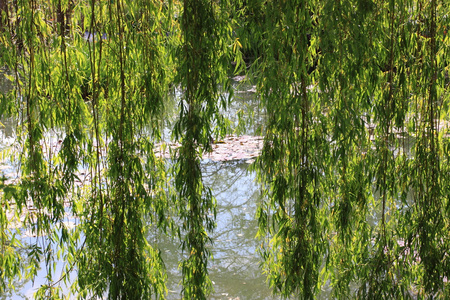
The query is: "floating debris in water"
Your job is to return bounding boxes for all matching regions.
[154,135,263,162]
[231,75,246,82]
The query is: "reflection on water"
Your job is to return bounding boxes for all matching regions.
[226,79,265,136]
[158,160,279,300]
[2,211,79,300]
[206,161,273,300]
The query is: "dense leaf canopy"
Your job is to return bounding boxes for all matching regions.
[0,0,449,299]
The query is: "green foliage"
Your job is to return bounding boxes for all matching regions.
[253,0,450,298]
[0,0,449,299]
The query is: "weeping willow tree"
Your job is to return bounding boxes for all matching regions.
[0,0,176,298]
[172,0,233,298]
[0,0,449,299]
[252,0,450,298]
